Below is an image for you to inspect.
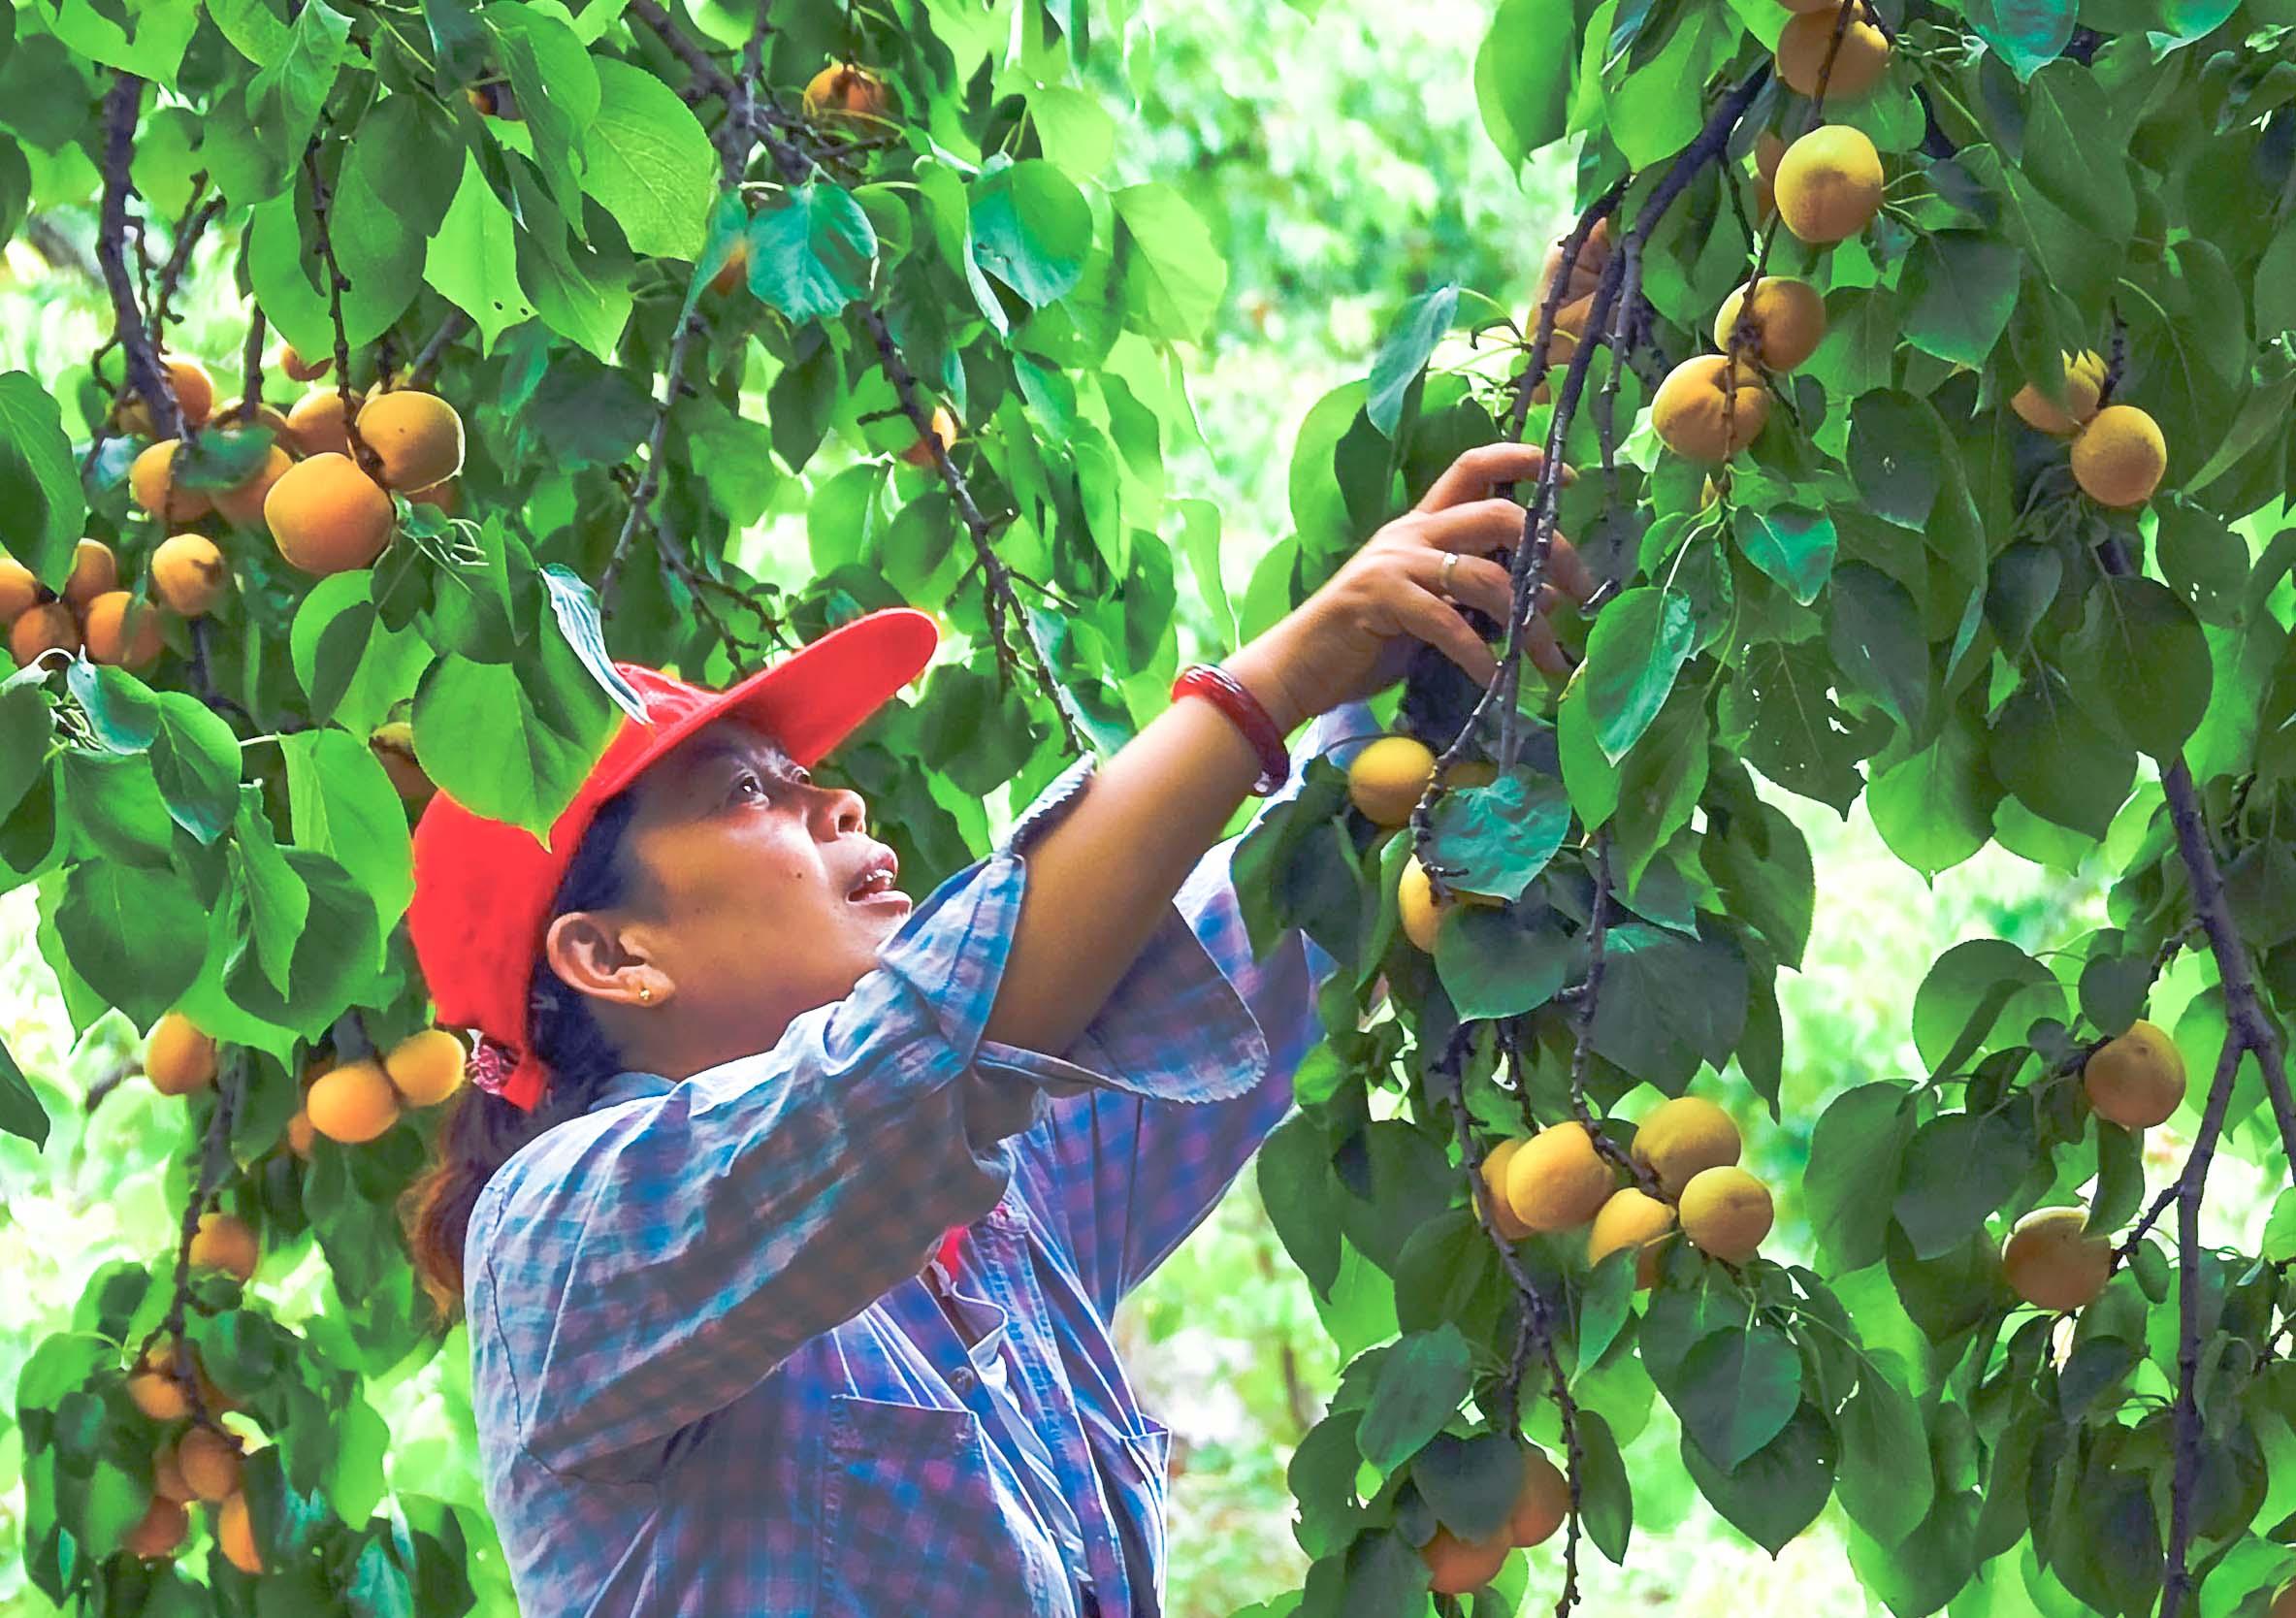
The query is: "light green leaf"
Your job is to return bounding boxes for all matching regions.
[1113,183,1227,343]
[748,182,878,324]
[580,57,716,259]
[1733,505,1835,605]
[424,154,537,351]
[1584,586,1695,762]
[970,160,1090,308]
[280,728,415,945]
[57,862,206,1026]
[1474,0,1575,162]
[1426,769,1572,901]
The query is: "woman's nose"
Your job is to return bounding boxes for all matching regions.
[818,787,866,838]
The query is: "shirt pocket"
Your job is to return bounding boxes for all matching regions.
[1097,1412,1175,1606]
[817,1392,1073,1616]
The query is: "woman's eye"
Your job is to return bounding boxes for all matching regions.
[733,771,769,801]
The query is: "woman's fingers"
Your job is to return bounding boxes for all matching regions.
[1416,498,1530,557]
[1418,549,1514,623]
[1415,443,1553,512]
[1525,613,1572,678]
[1397,586,1502,686]
[1546,532,1598,605]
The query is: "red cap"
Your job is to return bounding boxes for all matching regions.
[407,608,940,1113]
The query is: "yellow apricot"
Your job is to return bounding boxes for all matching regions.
[1420,1525,1510,1596]
[2083,1019,2186,1129]
[1632,1095,1743,1197]
[64,538,118,607]
[275,340,332,382]
[306,1057,402,1144]
[217,1490,263,1574]
[9,601,78,667]
[146,1012,217,1096]
[1775,12,1892,99]
[0,556,38,625]
[265,453,396,576]
[1396,855,1502,952]
[1587,1187,1677,1288]
[1651,354,1769,462]
[212,443,295,530]
[1713,277,1827,372]
[283,388,364,459]
[120,1494,189,1559]
[175,1426,243,1503]
[384,1028,468,1107]
[130,440,213,525]
[151,534,229,617]
[802,61,889,120]
[1347,735,1439,827]
[1480,1138,1536,1242]
[355,390,466,493]
[117,356,215,437]
[1678,1165,1774,1263]
[1774,125,1885,244]
[189,1212,259,1283]
[81,591,166,671]
[2071,404,2167,508]
[128,1369,191,1422]
[2001,1206,2112,1311]
[900,405,958,469]
[1507,1447,1570,1547]
[152,1440,196,1504]
[286,1109,316,1159]
[1504,1121,1615,1234]
[2010,350,2106,437]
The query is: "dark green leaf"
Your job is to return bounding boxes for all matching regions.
[1911,938,2065,1077]
[1988,671,2135,839]
[0,370,85,587]
[1435,905,1574,1019]
[1259,1112,1343,1295]
[1807,1082,1917,1272]
[748,183,878,324]
[1368,284,1458,437]
[1681,1404,1837,1555]
[1836,1352,1934,1546]
[1355,1324,1472,1472]
[57,862,205,1027]
[1412,1431,1522,1541]
[1849,392,1944,530]
[2021,64,2135,242]
[1584,585,1695,761]
[1830,563,1931,736]
[1734,505,1835,605]
[2060,576,2213,761]
[1901,233,2020,367]
[1674,1324,1801,1472]
[0,1031,46,1148]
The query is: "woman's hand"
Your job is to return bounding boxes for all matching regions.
[1226,441,1596,731]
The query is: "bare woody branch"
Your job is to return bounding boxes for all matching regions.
[95,75,184,445]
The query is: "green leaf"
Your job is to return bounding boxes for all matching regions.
[2021,63,2135,242]
[424,154,538,350]
[1848,392,1944,530]
[1988,670,2136,838]
[483,2,597,223]
[1829,562,1931,736]
[233,793,311,994]
[541,566,648,721]
[410,653,610,837]
[1892,1111,2034,1258]
[1436,907,1575,1019]
[1966,0,2077,79]
[580,58,715,260]
[1355,1324,1472,1472]
[2060,576,2214,761]
[0,1031,46,1148]
[1426,769,1572,902]
[1259,1112,1343,1296]
[1806,1082,1917,1272]
[1901,232,2020,367]
[2262,1189,2296,1264]
[57,862,205,1027]
[1700,798,1813,970]
[1838,1356,1934,1549]
[748,182,878,324]
[1584,586,1695,762]
[1112,184,1227,344]
[1473,0,1574,162]
[1674,1324,1801,1472]
[1412,1431,1524,1541]
[280,729,414,944]
[246,0,350,161]
[1912,938,2065,1076]
[1575,1409,1633,1563]
[1680,1404,1837,1555]
[1733,505,1835,605]
[971,160,1091,309]
[0,370,87,587]
[146,692,243,844]
[1368,284,1458,437]
[1725,640,1873,814]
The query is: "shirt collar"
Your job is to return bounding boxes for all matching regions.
[583,1070,677,1115]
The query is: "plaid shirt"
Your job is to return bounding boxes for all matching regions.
[464,703,1368,1617]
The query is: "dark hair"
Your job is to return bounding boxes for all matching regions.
[404,789,642,1323]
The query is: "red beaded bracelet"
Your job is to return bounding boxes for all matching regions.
[1172,663,1289,796]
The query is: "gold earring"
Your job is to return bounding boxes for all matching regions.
[639,984,654,1004]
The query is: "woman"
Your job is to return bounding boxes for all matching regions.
[399,435,1590,1613]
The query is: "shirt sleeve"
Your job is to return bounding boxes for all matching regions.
[1018,702,1372,1320]
[468,749,1281,1486]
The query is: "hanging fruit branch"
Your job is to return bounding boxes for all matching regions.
[301,142,383,481]
[132,1047,243,1429]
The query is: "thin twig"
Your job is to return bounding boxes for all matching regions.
[231,305,268,427]
[600,312,707,614]
[405,311,469,388]
[134,1050,243,1427]
[2157,1038,2240,1618]
[150,181,221,334]
[302,141,382,478]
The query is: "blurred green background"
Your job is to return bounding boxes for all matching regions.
[0,0,2243,1612]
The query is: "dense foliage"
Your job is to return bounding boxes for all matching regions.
[0,0,2293,1613]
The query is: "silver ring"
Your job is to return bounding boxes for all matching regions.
[1439,551,1460,604]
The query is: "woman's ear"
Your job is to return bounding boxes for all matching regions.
[542,912,667,1010]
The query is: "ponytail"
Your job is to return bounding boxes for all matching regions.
[403,789,642,1322]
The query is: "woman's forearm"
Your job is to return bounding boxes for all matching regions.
[981,637,1305,1054]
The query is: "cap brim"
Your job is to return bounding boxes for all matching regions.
[595,607,940,799]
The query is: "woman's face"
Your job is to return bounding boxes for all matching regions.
[570,715,913,1072]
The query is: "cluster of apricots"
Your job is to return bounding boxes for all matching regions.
[2010,347,2168,507]
[120,341,466,587]
[144,1010,469,1153]
[1997,1020,2189,1312]
[0,536,178,671]
[1483,1098,1776,1278]
[1418,1445,1572,1593]
[119,1338,264,1572]
[1341,735,1506,946]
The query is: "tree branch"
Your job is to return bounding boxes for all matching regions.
[135,1049,243,1428]
[860,304,1090,759]
[600,311,706,616]
[405,310,469,388]
[302,142,383,479]
[95,75,183,445]
[150,181,222,336]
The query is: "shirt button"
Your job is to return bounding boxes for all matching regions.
[951,1368,976,1392]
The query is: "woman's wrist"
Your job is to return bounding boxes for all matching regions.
[1221,631,1311,737]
